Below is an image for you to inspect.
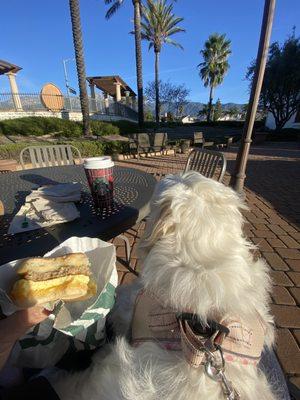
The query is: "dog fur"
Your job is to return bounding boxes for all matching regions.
[52,171,276,400]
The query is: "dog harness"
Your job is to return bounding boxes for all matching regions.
[131,290,267,399]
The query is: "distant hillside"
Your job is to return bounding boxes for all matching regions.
[146,102,246,116]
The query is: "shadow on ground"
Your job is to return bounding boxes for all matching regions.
[227,157,300,227]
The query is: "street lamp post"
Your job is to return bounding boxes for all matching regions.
[62,58,75,112]
[230,0,276,194]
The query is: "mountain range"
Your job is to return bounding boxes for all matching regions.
[147,102,246,116]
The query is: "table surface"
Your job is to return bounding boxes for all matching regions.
[0,165,157,264]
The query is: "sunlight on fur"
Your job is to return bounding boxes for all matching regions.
[52,171,276,400]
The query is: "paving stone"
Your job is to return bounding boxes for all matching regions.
[278,235,300,249]
[122,272,137,285]
[262,252,289,270]
[268,224,288,236]
[286,259,300,272]
[271,286,296,305]
[289,376,300,394]
[252,223,269,231]
[252,230,276,239]
[266,238,287,248]
[275,329,300,374]
[287,272,300,287]
[277,248,300,260]
[293,330,300,346]
[271,271,294,286]
[117,270,124,284]
[271,305,300,328]
[251,238,273,252]
[290,231,300,241]
[290,288,300,305]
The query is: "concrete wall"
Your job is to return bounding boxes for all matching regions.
[0,110,137,123]
[265,111,300,130]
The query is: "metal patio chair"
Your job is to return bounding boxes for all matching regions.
[152,132,166,153]
[193,132,214,148]
[137,133,151,157]
[184,148,227,182]
[20,144,82,170]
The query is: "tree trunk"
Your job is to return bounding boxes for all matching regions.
[207,86,214,123]
[133,0,144,127]
[69,0,91,136]
[155,51,160,126]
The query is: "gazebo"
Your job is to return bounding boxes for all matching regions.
[86,75,136,109]
[0,60,23,111]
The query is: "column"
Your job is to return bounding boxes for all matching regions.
[131,96,137,111]
[104,93,110,114]
[89,82,97,112]
[6,72,23,111]
[125,90,131,107]
[114,82,121,102]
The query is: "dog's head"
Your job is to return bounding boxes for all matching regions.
[139,171,272,323]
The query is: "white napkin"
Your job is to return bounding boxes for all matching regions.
[26,182,82,203]
[8,183,81,235]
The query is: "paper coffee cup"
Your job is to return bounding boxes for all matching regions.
[84,157,114,209]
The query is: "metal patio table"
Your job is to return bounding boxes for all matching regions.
[0,165,157,264]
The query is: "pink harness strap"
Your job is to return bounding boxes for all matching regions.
[131,290,266,368]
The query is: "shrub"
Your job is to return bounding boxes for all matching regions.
[90,120,119,136]
[0,142,47,160]
[0,117,83,137]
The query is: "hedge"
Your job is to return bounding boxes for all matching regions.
[0,117,120,138]
[0,139,130,161]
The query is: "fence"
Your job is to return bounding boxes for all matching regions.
[0,93,138,121]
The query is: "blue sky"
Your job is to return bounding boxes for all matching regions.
[1,0,299,104]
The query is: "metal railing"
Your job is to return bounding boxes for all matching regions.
[0,93,138,121]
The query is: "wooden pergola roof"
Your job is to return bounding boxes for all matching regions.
[0,60,22,75]
[86,75,136,97]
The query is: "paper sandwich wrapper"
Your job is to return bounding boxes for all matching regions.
[0,236,118,368]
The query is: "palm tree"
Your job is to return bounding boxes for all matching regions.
[105,0,144,127]
[141,0,185,125]
[69,0,91,136]
[198,33,231,123]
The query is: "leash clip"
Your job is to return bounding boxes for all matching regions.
[205,346,240,400]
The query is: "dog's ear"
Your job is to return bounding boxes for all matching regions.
[139,200,174,256]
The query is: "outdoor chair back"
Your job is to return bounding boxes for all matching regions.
[152,132,167,152]
[137,133,151,151]
[20,144,82,170]
[184,148,227,182]
[193,132,204,147]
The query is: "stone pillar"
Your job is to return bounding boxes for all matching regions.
[125,90,131,106]
[114,82,121,102]
[89,82,97,112]
[104,93,110,114]
[131,96,137,111]
[6,72,23,111]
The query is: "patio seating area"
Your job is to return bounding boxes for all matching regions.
[112,142,300,397]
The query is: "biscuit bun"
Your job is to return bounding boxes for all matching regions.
[10,253,97,308]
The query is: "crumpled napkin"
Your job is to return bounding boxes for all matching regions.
[26,182,82,203]
[8,183,81,234]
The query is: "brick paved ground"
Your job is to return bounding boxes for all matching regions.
[112,142,300,396]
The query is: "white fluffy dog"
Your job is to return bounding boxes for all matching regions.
[52,171,275,400]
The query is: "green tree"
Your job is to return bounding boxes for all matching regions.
[141,0,185,125]
[198,33,231,123]
[104,0,144,126]
[69,0,91,136]
[246,32,300,131]
[213,98,223,121]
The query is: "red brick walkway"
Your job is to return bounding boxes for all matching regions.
[113,142,300,396]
